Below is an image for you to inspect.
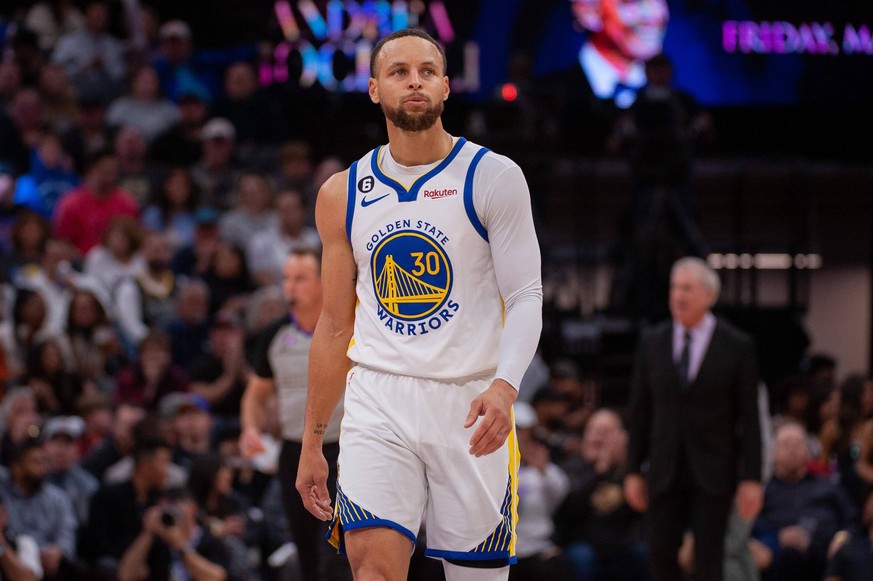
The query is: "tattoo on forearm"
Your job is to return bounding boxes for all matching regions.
[314,422,328,436]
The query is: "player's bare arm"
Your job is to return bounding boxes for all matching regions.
[297,169,357,521]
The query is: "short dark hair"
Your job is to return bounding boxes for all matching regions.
[288,246,322,271]
[9,437,43,466]
[370,28,447,78]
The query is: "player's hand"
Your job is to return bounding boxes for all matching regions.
[623,473,648,512]
[296,446,333,521]
[465,379,517,457]
[735,480,763,520]
[239,426,266,458]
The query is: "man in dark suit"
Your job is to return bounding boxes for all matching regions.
[624,256,763,581]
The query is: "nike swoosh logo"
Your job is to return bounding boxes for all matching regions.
[361,193,390,207]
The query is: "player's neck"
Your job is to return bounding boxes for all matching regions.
[385,121,453,167]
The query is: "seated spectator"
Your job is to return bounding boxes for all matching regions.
[246,189,320,287]
[106,66,180,145]
[171,206,220,279]
[52,147,139,257]
[806,382,841,477]
[203,242,254,316]
[113,125,162,208]
[24,0,85,53]
[0,438,78,580]
[0,88,44,175]
[556,408,649,581]
[80,402,145,482]
[83,215,145,298]
[166,279,211,369]
[81,432,173,578]
[148,91,207,167]
[114,331,189,412]
[833,375,873,508]
[114,232,180,348]
[0,388,40,468]
[151,20,216,102]
[825,489,873,581]
[36,63,79,134]
[43,415,99,525]
[753,422,859,581]
[60,96,111,172]
[0,60,21,109]
[16,132,78,218]
[189,311,249,434]
[511,401,574,581]
[50,0,125,103]
[62,287,125,395]
[22,336,92,416]
[218,172,276,251]
[0,288,54,381]
[141,167,200,251]
[0,494,43,581]
[273,141,317,219]
[117,487,233,581]
[75,392,113,459]
[159,393,213,472]
[190,118,243,210]
[2,211,51,284]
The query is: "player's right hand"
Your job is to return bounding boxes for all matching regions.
[296,447,333,521]
[239,426,266,458]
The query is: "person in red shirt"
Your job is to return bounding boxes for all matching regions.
[52,147,138,256]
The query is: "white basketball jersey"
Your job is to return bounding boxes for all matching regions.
[346,137,505,380]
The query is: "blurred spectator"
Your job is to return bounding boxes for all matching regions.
[22,336,92,416]
[0,60,22,109]
[770,374,814,430]
[82,214,145,297]
[114,330,189,412]
[50,0,125,103]
[202,241,254,316]
[825,490,873,581]
[43,415,99,525]
[165,279,211,369]
[60,95,110,171]
[242,285,285,340]
[2,211,50,283]
[0,437,78,580]
[0,88,44,175]
[803,353,838,386]
[141,167,200,250]
[0,495,43,581]
[0,288,54,379]
[75,392,113,458]
[274,141,316,221]
[186,453,255,580]
[81,432,172,578]
[106,65,180,145]
[52,148,139,256]
[805,382,840,478]
[753,422,859,581]
[116,487,233,581]
[511,402,574,581]
[8,29,45,89]
[210,60,286,163]
[23,0,84,52]
[218,172,276,251]
[833,375,873,507]
[80,402,145,481]
[191,117,242,211]
[189,311,249,434]
[36,64,79,134]
[148,91,207,166]
[556,409,649,581]
[162,393,213,471]
[114,231,180,347]
[150,19,213,102]
[113,124,161,207]
[246,189,319,287]
[62,287,125,395]
[530,387,574,457]
[170,206,220,279]
[16,131,79,218]
[0,388,40,468]
[101,414,187,489]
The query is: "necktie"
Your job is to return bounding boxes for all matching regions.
[677,331,691,390]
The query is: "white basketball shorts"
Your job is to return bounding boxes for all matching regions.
[326,365,520,565]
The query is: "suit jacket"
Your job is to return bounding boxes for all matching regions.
[627,317,762,497]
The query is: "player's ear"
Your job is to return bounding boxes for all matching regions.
[442,75,450,102]
[368,77,380,104]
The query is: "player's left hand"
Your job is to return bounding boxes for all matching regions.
[465,379,517,457]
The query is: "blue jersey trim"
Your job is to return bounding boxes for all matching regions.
[370,137,467,202]
[325,519,418,555]
[345,160,359,239]
[424,548,517,565]
[463,147,490,242]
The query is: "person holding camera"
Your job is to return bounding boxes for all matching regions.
[117,488,232,581]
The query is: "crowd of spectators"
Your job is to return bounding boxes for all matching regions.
[0,2,871,581]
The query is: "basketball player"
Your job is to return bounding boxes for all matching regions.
[239,248,350,581]
[296,28,543,581]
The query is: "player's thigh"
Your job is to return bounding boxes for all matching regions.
[345,526,414,581]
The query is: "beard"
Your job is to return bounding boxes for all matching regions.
[381,98,444,132]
